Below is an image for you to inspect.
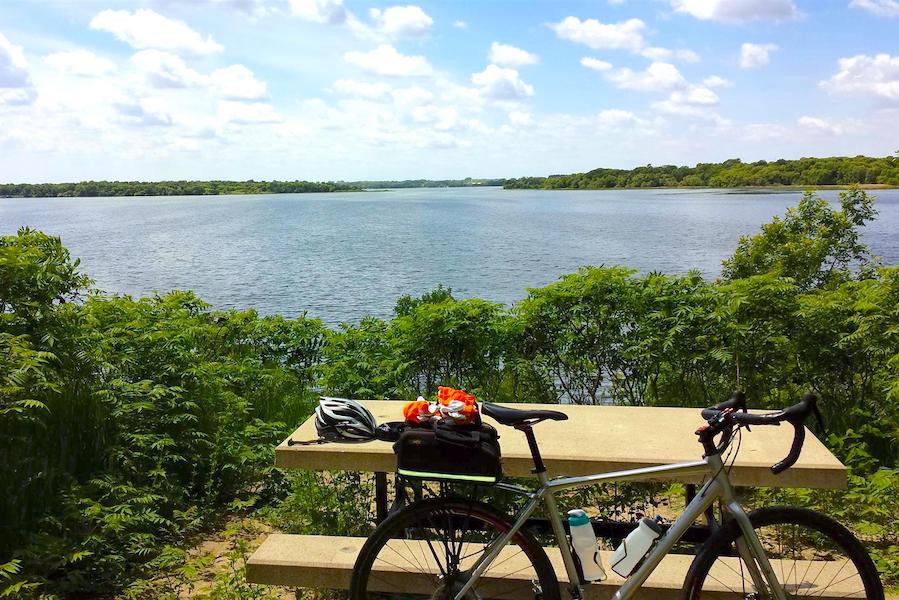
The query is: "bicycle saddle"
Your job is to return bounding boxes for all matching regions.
[482,403,568,426]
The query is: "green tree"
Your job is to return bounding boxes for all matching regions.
[721,187,877,290]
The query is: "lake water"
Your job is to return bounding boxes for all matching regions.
[2,187,897,325]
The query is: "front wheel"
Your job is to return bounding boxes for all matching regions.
[683,506,883,599]
[350,497,560,600]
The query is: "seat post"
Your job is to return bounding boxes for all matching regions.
[516,424,546,474]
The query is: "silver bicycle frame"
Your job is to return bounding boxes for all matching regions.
[454,454,788,600]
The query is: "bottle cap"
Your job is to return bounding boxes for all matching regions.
[567,509,590,526]
[641,516,663,534]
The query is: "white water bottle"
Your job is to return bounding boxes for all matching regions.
[568,509,606,582]
[609,516,663,577]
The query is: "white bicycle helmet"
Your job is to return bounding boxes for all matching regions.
[315,397,378,443]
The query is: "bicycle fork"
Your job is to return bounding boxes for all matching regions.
[717,462,790,600]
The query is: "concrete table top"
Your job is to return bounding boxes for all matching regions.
[276,401,846,489]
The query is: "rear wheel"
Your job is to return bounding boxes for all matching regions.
[350,497,560,600]
[682,506,883,599]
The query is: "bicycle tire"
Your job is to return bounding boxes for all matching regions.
[350,497,561,600]
[682,506,883,599]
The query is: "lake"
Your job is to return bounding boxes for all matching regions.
[2,187,897,325]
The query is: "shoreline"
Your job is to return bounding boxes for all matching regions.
[3,183,898,199]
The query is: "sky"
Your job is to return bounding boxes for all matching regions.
[1,0,899,183]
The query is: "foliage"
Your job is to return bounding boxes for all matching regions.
[504,155,899,189]
[394,284,455,317]
[349,178,505,189]
[1,232,326,597]
[722,187,877,289]
[0,178,511,198]
[0,180,358,198]
[266,471,375,538]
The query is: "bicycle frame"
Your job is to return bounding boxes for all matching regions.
[453,453,789,600]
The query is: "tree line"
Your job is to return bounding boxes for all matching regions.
[505,155,899,189]
[0,180,359,198]
[350,178,506,189]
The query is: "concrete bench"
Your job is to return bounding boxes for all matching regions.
[247,534,862,599]
[247,401,849,597]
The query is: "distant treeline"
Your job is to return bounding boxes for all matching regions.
[351,177,505,189]
[504,155,899,190]
[0,180,359,198]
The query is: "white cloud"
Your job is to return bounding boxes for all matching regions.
[114,97,174,127]
[391,84,435,105]
[798,115,844,135]
[0,32,31,91]
[549,17,646,52]
[344,44,433,77]
[581,57,613,72]
[410,105,471,131]
[850,0,899,17]
[44,49,116,77]
[369,5,433,38]
[671,0,797,22]
[606,61,685,91]
[131,49,205,88]
[218,100,282,124]
[489,42,539,67]
[209,65,268,101]
[453,20,468,28]
[130,50,267,101]
[673,86,719,105]
[331,78,391,100]
[641,47,700,63]
[652,84,720,118]
[740,43,778,69]
[90,9,223,55]
[508,110,532,125]
[0,88,35,106]
[820,54,899,100]
[471,64,534,100]
[597,109,639,126]
[703,75,734,88]
[288,0,347,24]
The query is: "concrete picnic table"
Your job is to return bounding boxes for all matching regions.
[277,401,847,490]
[247,401,849,598]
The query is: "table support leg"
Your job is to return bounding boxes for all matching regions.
[375,472,389,524]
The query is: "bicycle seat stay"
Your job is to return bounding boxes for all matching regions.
[482,403,568,426]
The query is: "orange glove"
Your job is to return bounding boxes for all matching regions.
[436,386,479,425]
[403,397,434,424]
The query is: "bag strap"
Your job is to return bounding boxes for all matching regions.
[434,424,480,448]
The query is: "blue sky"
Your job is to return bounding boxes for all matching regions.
[1,0,898,182]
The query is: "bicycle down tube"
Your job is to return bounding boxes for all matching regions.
[454,453,788,600]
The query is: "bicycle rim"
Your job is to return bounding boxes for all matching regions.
[350,497,560,600]
[684,507,883,600]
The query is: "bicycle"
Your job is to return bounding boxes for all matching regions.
[349,392,884,599]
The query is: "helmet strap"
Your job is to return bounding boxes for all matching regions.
[287,437,329,446]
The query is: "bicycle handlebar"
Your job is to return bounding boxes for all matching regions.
[700,391,825,475]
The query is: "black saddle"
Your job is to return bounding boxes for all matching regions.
[482,403,568,427]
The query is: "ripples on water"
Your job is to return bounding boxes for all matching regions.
[1,187,897,325]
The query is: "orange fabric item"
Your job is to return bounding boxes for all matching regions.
[404,387,480,425]
[436,386,480,424]
[437,386,477,407]
[403,399,432,423]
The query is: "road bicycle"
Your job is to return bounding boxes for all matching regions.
[349,392,883,599]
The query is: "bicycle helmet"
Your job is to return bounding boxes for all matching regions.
[315,397,378,443]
